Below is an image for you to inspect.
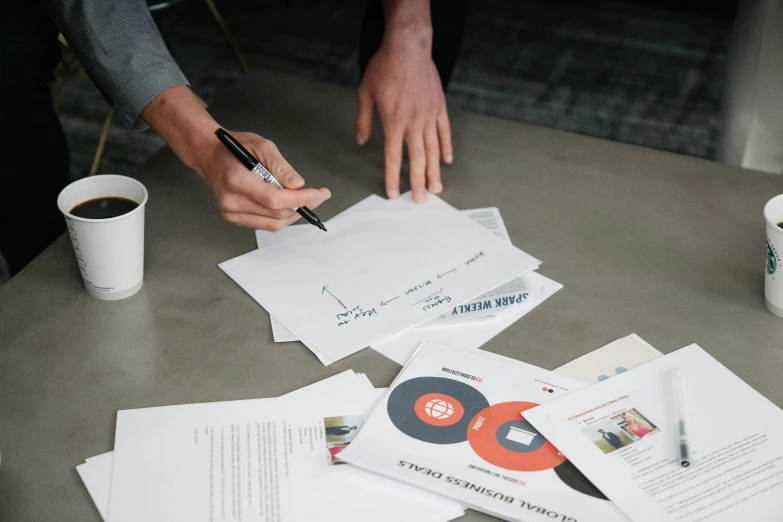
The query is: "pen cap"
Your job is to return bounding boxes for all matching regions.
[215,128,257,170]
[671,369,687,419]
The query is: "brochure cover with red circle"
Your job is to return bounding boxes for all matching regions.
[339,342,630,522]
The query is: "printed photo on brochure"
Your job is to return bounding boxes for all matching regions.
[582,408,660,454]
[324,414,365,465]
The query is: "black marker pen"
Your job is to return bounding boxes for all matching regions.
[215,128,326,231]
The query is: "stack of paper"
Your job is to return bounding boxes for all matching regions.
[338,342,631,522]
[79,333,698,521]
[222,193,561,365]
[77,370,464,522]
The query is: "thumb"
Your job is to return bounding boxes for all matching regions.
[356,87,374,145]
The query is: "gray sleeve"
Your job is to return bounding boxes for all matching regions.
[42,0,190,131]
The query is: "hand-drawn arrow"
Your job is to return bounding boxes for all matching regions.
[322,286,346,309]
[381,296,400,306]
[437,268,457,278]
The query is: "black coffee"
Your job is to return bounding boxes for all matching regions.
[70,197,139,219]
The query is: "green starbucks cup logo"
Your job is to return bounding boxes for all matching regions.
[767,238,778,275]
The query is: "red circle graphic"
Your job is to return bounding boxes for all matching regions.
[467,401,566,472]
[414,393,465,426]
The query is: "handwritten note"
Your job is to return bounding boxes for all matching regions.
[223,193,540,364]
[336,305,377,327]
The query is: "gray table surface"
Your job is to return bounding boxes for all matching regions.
[2,71,782,521]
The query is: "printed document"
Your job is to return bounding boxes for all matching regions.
[371,271,562,365]
[526,344,783,522]
[108,388,464,522]
[339,342,629,522]
[554,334,662,383]
[78,371,378,521]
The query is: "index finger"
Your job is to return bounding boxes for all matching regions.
[384,126,404,199]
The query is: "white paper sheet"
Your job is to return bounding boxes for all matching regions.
[254,195,387,250]
[259,203,560,365]
[108,388,465,522]
[263,206,530,340]
[269,272,544,352]
[554,333,662,383]
[221,192,540,363]
[258,196,386,356]
[339,342,629,522]
[371,271,562,364]
[76,452,114,521]
[77,371,378,521]
[429,208,529,323]
[270,316,298,343]
[526,344,783,522]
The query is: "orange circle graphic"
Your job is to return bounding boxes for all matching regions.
[467,401,566,472]
[414,393,465,426]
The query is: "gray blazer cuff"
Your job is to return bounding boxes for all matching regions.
[116,66,190,131]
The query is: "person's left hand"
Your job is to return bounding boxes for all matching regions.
[356,29,453,203]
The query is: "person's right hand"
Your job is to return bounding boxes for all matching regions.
[193,131,331,231]
[141,86,330,232]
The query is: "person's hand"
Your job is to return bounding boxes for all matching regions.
[193,131,331,231]
[141,86,330,232]
[356,26,453,203]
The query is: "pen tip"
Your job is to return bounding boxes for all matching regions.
[319,224,327,232]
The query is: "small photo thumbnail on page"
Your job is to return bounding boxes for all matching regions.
[324,414,365,465]
[581,408,660,454]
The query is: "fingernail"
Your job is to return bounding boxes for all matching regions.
[286,171,304,186]
[387,188,400,199]
[322,189,332,200]
[310,192,324,206]
[431,181,443,193]
[413,189,428,203]
[356,132,365,145]
[445,154,453,164]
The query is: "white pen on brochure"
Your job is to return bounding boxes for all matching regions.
[671,368,691,467]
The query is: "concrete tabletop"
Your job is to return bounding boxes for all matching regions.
[1,70,782,521]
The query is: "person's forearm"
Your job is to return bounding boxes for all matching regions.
[141,86,218,176]
[382,0,432,50]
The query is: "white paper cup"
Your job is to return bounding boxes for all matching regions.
[764,194,783,317]
[57,175,148,300]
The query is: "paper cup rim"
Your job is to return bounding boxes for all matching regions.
[58,174,148,224]
[764,194,783,225]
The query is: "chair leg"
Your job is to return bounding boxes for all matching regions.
[204,0,249,73]
[90,108,114,177]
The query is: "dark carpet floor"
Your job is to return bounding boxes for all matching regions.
[55,0,735,181]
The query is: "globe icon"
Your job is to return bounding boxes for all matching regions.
[425,399,454,419]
